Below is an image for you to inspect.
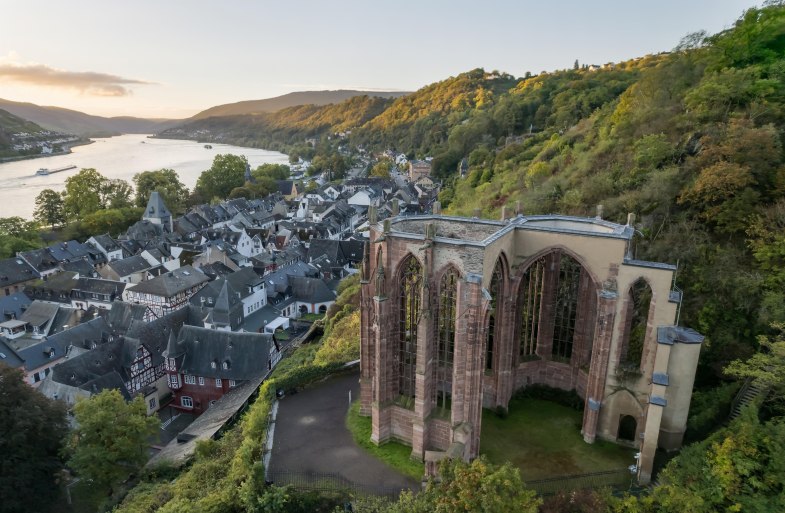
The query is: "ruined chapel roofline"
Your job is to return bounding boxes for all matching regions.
[381,213,635,247]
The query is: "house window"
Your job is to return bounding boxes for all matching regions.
[168,374,180,388]
[198,376,205,386]
[181,396,193,408]
[210,361,217,369]
[184,375,196,385]
[229,379,236,388]
[222,361,229,370]
[149,397,157,410]
[215,378,223,388]
[168,358,176,370]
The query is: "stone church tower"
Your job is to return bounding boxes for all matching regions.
[359,211,703,484]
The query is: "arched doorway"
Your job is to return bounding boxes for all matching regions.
[299,305,308,315]
[318,304,327,314]
[618,414,637,442]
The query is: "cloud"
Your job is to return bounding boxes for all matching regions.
[0,59,154,97]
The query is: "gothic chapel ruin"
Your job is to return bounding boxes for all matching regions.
[359,208,704,483]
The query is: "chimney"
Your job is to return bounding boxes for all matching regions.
[368,205,377,224]
[200,296,205,306]
[391,199,399,216]
[432,201,441,215]
[626,213,636,226]
[596,205,604,220]
[500,206,508,221]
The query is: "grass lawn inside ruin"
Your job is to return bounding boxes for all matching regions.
[481,397,635,481]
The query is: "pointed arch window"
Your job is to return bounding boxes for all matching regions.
[621,279,652,368]
[398,256,422,400]
[520,256,546,359]
[552,253,581,361]
[434,268,458,411]
[486,261,503,371]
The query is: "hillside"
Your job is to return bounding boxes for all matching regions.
[157,94,394,151]
[0,98,179,137]
[157,70,519,160]
[158,3,785,386]
[0,108,80,159]
[190,89,409,120]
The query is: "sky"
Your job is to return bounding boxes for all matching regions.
[0,0,756,119]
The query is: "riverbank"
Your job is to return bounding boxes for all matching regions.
[0,138,94,164]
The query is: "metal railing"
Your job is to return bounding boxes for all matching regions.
[524,468,633,496]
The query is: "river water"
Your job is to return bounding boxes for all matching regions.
[0,134,289,219]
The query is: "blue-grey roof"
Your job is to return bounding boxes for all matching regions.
[0,338,24,367]
[172,325,275,380]
[0,291,31,321]
[17,317,110,372]
[657,326,705,345]
[0,257,38,287]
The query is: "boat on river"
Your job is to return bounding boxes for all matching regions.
[36,165,77,176]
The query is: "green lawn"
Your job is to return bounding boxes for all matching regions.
[345,401,424,480]
[481,398,634,480]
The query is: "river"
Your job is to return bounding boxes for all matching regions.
[0,134,289,219]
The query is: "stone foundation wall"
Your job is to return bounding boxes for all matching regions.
[390,405,415,443]
[427,418,452,451]
[514,360,589,399]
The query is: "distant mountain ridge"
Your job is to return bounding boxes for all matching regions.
[0,98,179,137]
[190,90,410,120]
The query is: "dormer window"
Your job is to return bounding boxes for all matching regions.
[222,361,230,370]
[211,361,217,369]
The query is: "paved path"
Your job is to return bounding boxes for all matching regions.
[268,372,418,492]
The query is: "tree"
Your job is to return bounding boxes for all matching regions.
[102,179,134,210]
[380,457,540,513]
[194,154,248,201]
[725,324,785,397]
[62,168,105,221]
[133,169,189,214]
[252,163,290,181]
[0,217,41,258]
[66,390,159,495]
[370,160,392,178]
[0,364,68,513]
[34,189,66,227]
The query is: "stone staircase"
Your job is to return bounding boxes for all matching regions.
[729,379,767,421]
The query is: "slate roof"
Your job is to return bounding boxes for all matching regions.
[91,234,121,253]
[0,257,38,287]
[144,191,172,220]
[198,262,235,280]
[0,338,24,367]
[20,301,60,328]
[60,259,97,276]
[109,255,154,277]
[126,265,208,298]
[169,325,275,381]
[126,220,164,241]
[72,277,126,297]
[17,317,110,372]
[289,276,336,303]
[106,301,149,334]
[0,291,32,320]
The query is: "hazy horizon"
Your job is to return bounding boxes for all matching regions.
[1,0,755,118]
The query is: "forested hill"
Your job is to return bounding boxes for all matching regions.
[441,4,785,383]
[158,3,785,384]
[190,89,410,119]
